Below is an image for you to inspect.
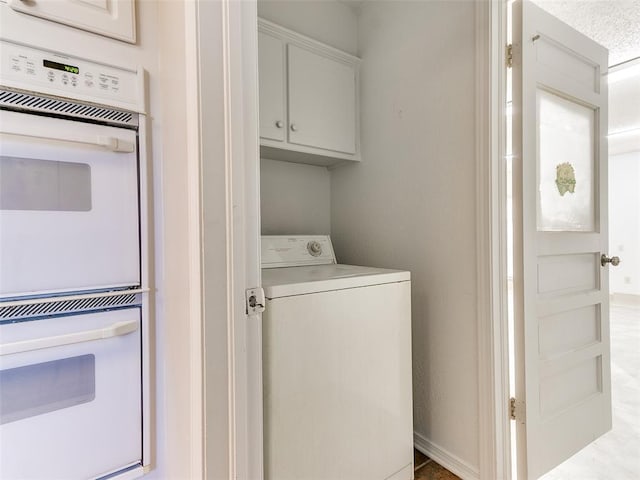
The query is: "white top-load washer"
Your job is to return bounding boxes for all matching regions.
[261,235,414,480]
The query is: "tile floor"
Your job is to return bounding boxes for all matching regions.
[540,302,640,480]
[414,450,460,480]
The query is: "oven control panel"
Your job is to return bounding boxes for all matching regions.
[0,40,141,112]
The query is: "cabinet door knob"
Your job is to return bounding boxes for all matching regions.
[275,120,284,128]
[290,123,298,132]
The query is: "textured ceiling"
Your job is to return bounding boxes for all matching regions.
[342,1,640,66]
[531,0,640,66]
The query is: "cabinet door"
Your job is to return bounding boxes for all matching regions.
[9,0,136,43]
[288,44,357,155]
[259,31,286,143]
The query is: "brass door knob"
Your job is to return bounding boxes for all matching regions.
[601,254,621,267]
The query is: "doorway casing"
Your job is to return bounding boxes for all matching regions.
[193,1,516,478]
[476,1,512,479]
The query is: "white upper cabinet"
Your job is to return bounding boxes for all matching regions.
[8,0,136,44]
[288,44,357,155]
[258,19,360,167]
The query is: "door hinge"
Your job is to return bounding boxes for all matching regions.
[246,287,266,315]
[506,44,513,68]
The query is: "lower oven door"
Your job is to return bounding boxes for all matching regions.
[0,308,142,479]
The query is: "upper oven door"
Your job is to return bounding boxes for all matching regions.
[0,109,140,298]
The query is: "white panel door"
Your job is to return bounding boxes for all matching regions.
[512,1,611,478]
[287,44,357,155]
[8,0,136,43]
[259,31,286,143]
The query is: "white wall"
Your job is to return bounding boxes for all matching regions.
[257,0,358,55]
[331,1,480,474]
[609,68,640,138]
[608,66,640,298]
[257,0,358,235]
[609,151,640,296]
[154,3,210,478]
[261,159,331,234]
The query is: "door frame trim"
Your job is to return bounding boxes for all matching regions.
[477,1,512,479]
[199,1,263,479]
[190,0,261,478]
[209,1,514,478]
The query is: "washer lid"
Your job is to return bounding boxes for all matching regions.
[262,264,410,299]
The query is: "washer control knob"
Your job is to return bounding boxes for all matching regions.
[307,240,322,257]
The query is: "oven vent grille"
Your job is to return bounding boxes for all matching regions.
[0,292,141,322]
[0,88,137,128]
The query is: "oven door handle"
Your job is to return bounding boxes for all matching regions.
[1,127,135,153]
[0,320,139,356]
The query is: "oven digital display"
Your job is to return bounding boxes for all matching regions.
[43,59,79,75]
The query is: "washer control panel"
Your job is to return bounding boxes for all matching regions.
[1,40,140,111]
[262,235,336,268]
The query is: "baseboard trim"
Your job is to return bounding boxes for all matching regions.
[414,432,480,480]
[611,293,640,306]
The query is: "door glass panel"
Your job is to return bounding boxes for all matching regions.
[537,89,595,231]
[0,354,95,424]
[0,156,92,211]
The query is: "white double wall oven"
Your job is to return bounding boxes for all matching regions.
[0,40,150,480]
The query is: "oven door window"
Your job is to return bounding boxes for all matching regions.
[0,156,92,212]
[0,354,96,424]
